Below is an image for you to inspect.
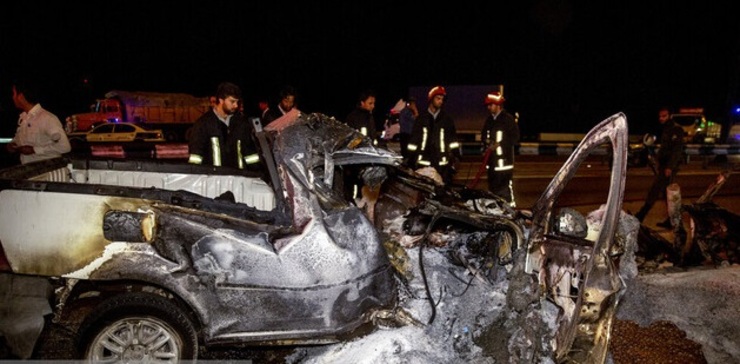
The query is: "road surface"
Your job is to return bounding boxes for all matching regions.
[456,154,740,214]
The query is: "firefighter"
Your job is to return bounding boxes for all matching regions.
[408,86,460,185]
[188,82,260,169]
[481,90,519,206]
[345,89,378,146]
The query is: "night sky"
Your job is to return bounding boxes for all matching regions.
[2,1,739,140]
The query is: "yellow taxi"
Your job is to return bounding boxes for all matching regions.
[68,122,165,143]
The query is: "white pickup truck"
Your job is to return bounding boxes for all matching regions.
[0,112,636,363]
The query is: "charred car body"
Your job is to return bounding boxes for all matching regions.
[0,112,636,362]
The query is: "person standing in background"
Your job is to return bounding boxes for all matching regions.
[345,89,378,146]
[480,90,519,205]
[341,89,378,201]
[634,106,685,228]
[258,99,269,119]
[408,85,460,185]
[7,78,71,164]
[262,85,297,126]
[398,96,418,164]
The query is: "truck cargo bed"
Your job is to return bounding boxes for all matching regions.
[2,157,276,212]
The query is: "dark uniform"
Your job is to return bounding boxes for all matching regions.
[481,109,519,203]
[261,107,282,126]
[188,109,260,169]
[345,107,377,145]
[341,106,378,200]
[408,108,460,184]
[635,119,685,222]
[398,101,417,163]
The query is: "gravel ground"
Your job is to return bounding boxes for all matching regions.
[611,320,707,364]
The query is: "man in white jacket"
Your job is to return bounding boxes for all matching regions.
[7,79,71,164]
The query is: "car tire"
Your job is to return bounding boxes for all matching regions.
[165,131,179,142]
[68,136,84,144]
[184,127,194,142]
[77,292,198,362]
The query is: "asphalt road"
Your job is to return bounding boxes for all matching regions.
[455,154,740,211]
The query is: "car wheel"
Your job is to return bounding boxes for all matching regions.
[68,136,84,144]
[165,131,179,142]
[184,127,194,142]
[78,292,198,362]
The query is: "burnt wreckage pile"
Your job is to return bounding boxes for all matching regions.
[269,112,637,363]
[637,171,740,268]
[0,112,635,363]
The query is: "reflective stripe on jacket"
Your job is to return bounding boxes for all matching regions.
[481,110,519,172]
[408,109,458,168]
[188,109,259,169]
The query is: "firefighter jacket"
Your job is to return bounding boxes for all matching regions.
[656,120,685,172]
[481,109,519,172]
[408,108,459,168]
[188,109,260,169]
[345,107,377,145]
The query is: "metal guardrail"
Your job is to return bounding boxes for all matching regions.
[684,144,740,155]
[3,138,738,160]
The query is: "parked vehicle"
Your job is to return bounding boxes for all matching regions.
[67,122,166,143]
[65,90,211,141]
[671,107,721,144]
[0,112,634,363]
[727,123,740,144]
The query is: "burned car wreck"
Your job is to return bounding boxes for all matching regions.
[0,112,636,363]
[637,171,740,268]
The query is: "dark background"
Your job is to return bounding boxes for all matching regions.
[2,1,739,140]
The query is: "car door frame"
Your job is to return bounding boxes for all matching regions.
[525,112,629,361]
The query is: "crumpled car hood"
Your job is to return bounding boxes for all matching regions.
[267,112,635,363]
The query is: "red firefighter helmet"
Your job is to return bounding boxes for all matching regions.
[427,86,447,101]
[484,91,505,105]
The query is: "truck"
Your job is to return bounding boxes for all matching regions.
[0,112,633,363]
[65,90,212,142]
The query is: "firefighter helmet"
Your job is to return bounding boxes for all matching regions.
[484,91,505,105]
[427,86,447,101]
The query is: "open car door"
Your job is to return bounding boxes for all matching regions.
[525,112,630,363]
